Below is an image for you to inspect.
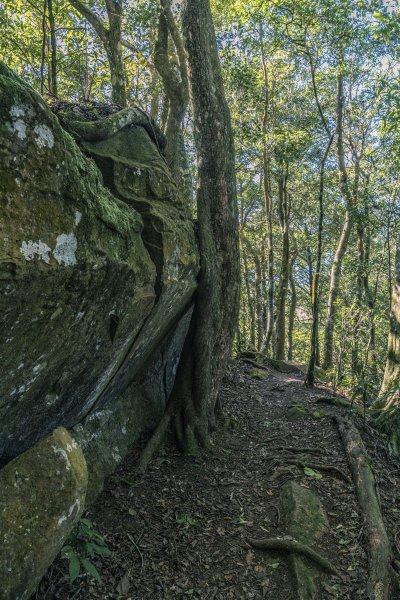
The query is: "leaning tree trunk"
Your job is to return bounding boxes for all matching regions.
[274,170,290,361]
[139,0,240,466]
[323,74,353,370]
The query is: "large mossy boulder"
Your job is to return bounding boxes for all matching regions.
[0,62,199,467]
[0,427,87,600]
[0,61,199,596]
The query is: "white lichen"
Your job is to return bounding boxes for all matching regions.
[52,446,71,470]
[111,447,121,463]
[75,211,82,226]
[7,119,27,140]
[20,240,51,264]
[10,105,25,118]
[33,124,54,148]
[53,233,77,266]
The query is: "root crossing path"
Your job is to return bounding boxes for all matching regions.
[38,361,400,599]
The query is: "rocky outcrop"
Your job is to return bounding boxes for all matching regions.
[0,62,199,596]
[0,428,87,600]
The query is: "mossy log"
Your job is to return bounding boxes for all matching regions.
[247,537,339,577]
[316,396,351,408]
[335,416,395,600]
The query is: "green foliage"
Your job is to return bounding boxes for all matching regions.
[1,0,399,420]
[175,513,198,528]
[61,518,111,584]
[303,467,323,480]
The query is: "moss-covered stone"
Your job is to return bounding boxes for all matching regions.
[287,401,306,420]
[0,62,199,466]
[249,368,269,380]
[0,427,87,600]
[0,61,199,597]
[281,481,328,599]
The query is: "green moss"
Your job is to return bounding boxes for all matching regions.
[287,401,306,420]
[312,409,328,419]
[281,482,328,599]
[249,368,269,380]
[0,428,87,600]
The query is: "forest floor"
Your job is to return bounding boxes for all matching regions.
[37,360,400,600]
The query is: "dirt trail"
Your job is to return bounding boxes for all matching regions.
[38,360,400,599]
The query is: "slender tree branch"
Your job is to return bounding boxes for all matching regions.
[68,0,107,41]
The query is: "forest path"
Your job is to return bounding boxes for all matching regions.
[38,361,400,600]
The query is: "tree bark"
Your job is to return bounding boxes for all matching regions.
[260,36,274,353]
[47,0,58,97]
[243,251,256,348]
[40,0,47,96]
[68,0,127,106]
[287,249,297,361]
[180,0,240,436]
[322,74,353,370]
[154,0,189,197]
[335,416,395,599]
[372,229,400,451]
[305,134,333,385]
[274,169,290,360]
[140,0,240,460]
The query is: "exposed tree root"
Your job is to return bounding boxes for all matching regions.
[137,393,176,474]
[264,452,351,484]
[274,446,325,456]
[286,460,351,484]
[242,358,270,371]
[335,416,396,599]
[247,536,340,577]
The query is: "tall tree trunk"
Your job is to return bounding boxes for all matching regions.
[154,0,189,198]
[373,233,400,454]
[287,250,297,361]
[304,54,333,383]
[40,0,47,95]
[104,0,126,107]
[252,251,264,350]
[47,0,58,97]
[260,37,274,353]
[305,135,333,385]
[181,0,239,426]
[243,252,256,348]
[274,169,290,360]
[139,0,240,467]
[322,74,353,370]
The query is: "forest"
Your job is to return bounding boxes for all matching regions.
[0,0,400,598]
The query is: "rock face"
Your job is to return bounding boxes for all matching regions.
[0,428,87,600]
[281,481,328,599]
[0,62,198,465]
[0,62,199,595]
